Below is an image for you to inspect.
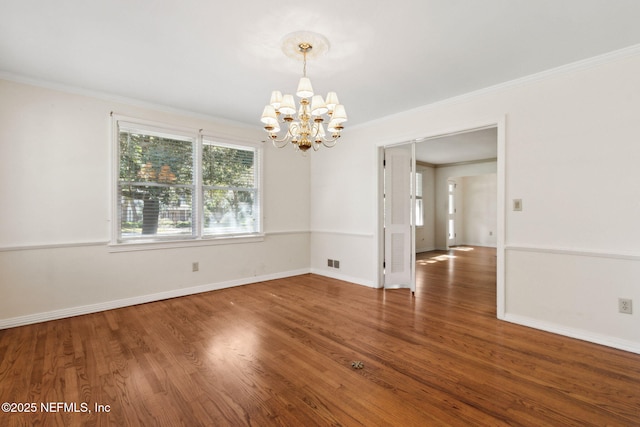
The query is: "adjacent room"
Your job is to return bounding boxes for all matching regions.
[1,1,640,425]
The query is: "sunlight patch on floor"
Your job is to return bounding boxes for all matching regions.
[433,255,456,261]
[417,254,457,265]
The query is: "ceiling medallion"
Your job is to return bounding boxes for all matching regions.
[260,31,347,153]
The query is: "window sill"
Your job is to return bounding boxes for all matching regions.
[108,234,265,252]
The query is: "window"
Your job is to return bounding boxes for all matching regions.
[415,172,424,227]
[201,140,259,236]
[114,118,261,244]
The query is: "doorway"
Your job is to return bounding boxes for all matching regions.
[379,121,505,318]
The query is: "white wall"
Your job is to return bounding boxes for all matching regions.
[416,163,497,251]
[3,46,640,353]
[434,162,497,249]
[0,79,311,327]
[460,174,497,247]
[310,47,640,353]
[415,164,435,252]
[308,131,377,286]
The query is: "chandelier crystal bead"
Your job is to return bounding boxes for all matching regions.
[261,36,346,153]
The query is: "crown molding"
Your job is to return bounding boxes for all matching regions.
[359,43,640,129]
[0,71,256,131]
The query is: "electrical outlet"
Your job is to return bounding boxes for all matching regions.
[192,262,199,272]
[618,298,633,314]
[513,199,523,211]
[333,260,340,269]
[327,259,334,267]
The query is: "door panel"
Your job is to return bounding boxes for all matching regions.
[384,146,412,288]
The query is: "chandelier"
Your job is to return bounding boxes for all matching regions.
[260,34,347,152]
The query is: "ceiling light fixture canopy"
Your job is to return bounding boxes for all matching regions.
[261,32,347,153]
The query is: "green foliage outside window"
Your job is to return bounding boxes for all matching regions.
[117,124,259,241]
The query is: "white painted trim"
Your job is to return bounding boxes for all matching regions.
[375,116,506,316]
[0,269,311,330]
[0,231,309,252]
[495,115,506,320]
[310,230,374,238]
[373,120,503,152]
[310,268,375,288]
[108,235,266,252]
[0,241,108,252]
[503,313,640,355]
[375,146,385,289]
[353,43,640,132]
[506,245,640,261]
[265,229,310,236]
[0,71,257,130]
[459,243,498,249]
[416,247,437,254]
[433,157,497,169]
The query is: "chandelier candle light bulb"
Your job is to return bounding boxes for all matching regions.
[261,33,347,152]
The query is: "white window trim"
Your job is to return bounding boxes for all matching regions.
[110,114,264,251]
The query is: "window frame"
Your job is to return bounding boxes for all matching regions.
[199,134,262,238]
[110,115,264,251]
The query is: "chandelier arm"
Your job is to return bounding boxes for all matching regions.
[270,121,297,144]
[272,138,290,149]
[322,140,338,148]
[322,133,339,142]
[271,132,291,143]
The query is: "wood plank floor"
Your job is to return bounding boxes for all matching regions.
[1,246,640,426]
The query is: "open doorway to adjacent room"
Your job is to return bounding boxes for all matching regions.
[380,123,503,316]
[414,127,498,312]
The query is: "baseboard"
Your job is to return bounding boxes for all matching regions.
[503,313,640,355]
[310,268,376,288]
[0,268,311,330]
[416,246,436,253]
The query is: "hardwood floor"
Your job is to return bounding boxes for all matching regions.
[1,246,639,426]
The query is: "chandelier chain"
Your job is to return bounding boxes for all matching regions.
[303,50,307,77]
[299,42,310,77]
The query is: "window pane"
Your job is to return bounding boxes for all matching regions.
[118,127,195,241]
[203,189,257,235]
[415,172,423,198]
[119,185,193,239]
[119,131,193,184]
[202,144,255,187]
[415,199,424,227]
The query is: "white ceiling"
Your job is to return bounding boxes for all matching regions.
[415,128,497,165]
[2,0,640,133]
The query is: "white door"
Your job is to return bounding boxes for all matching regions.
[447,179,457,248]
[384,145,413,289]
